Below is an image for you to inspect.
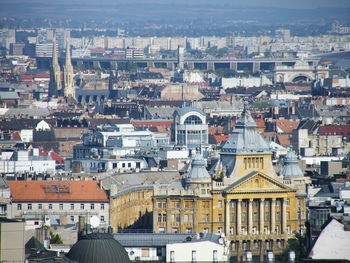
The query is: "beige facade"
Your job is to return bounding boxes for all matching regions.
[110,109,307,260]
[0,219,25,263]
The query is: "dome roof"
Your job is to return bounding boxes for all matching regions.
[187,153,211,183]
[66,233,130,263]
[280,150,304,178]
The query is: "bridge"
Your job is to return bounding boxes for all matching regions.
[36,56,321,73]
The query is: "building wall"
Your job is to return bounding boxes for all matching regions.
[0,220,25,262]
[166,240,227,263]
[110,187,154,231]
[9,201,109,227]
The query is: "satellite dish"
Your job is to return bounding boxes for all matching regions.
[90,216,100,228]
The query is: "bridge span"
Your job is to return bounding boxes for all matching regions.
[37,56,320,73]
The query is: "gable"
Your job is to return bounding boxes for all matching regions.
[224,172,292,194]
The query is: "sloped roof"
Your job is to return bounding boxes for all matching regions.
[7,180,108,202]
[280,150,304,178]
[309,218,350,260]
[319,125,350,139]
[221,109,270,154]
[272,119,299,133]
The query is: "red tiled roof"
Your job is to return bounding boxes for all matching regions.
[271,119,299,133]
[212,134,230,144]
[319,125,350,139]
[276,134,292,147]
[132,120,173,128]
[208,126,225,135]
[7,180,108,202]
[39,151,64,164]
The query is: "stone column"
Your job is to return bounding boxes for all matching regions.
[248,199,253,234]
[271,198,276,234]
[225,199,230,236]
[282,198,287,234]
[260,198,265,235]
[237,199,242,235]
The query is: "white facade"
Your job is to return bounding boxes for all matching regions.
[221,76,272,88]
[309,219,350,260]
[0,149,55,174]
[166,240,228,263]
[20,129,33,142]
[125,247,162,261]
[8,201,109,227]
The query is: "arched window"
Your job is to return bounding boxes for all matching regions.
[184,115,202,125]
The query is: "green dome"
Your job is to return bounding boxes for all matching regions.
[66,233,130,263]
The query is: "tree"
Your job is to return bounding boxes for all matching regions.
[276,232,308,261]
[50,231,63,244]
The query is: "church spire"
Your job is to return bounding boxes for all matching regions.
[63,41,75,100]
[48,41,61,97]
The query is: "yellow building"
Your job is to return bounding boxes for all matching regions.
[110,108,307,261]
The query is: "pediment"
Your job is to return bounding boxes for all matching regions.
[224,171,292,193]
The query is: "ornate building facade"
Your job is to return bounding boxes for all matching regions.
[110,109,307,261]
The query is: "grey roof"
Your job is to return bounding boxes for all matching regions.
[0,177,9,189]
[66,233,130,263]
[146,107,177,119]
[3,108,50,117]
[113,233,222,247]
[175,106,206,117]
[221,108,270,154]
[280,150,304,178]
[187,153,211,182]
[0,91,20,100]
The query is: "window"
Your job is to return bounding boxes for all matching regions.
[192,250,197,262]
[101,216,105,222]
[172,228,178,233]
[204,228,209,233]
[128,163,131,168]
[276,226,279,234]
[175,201,180,208]
[158,213,162,223]
[170,251,175,263]
[27,204,32,210]
[80,204,84,210]
[213,250,218,262]
[186,228,192,233]
[184,214,188,223]
[184,115,202,125]
[70,216,74,222]
[276,212,281,221]
[230,227,234,235]
[59,204,63,210]
[70,204,74,210]
[175,214,180,223]
[49,204,52,209]
[218,200,222,208]
[38,204,42,210]
[162,214,167,222]
[101,203,105,210]
[122,163,126,168]
[217,227,222,234]
[90,204,95,210]
[218,213,222,222]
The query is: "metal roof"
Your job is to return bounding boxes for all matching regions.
[113,233,222,247]
[280,150,304,178]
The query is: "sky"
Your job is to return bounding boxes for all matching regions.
[1,0,350,9]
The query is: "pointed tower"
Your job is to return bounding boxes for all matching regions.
[48,41,61,97]
[219,105,276,182]
[63,42,75,99]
